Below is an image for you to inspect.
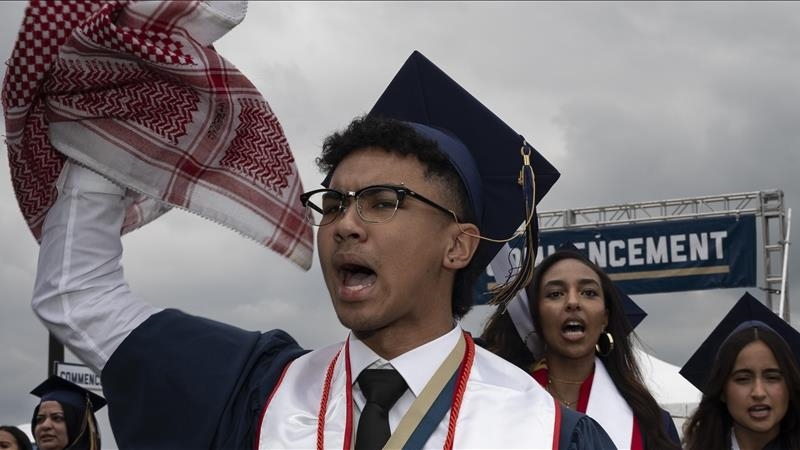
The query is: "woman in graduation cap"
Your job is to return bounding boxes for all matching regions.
[482,244,680,450]
[681,292,800,450]
[29,376,106,450]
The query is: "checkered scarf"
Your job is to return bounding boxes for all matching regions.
[2,0,313,269]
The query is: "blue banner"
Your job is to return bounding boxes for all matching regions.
[476,214,757,303]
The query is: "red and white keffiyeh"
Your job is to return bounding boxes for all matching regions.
[2,0,313,269]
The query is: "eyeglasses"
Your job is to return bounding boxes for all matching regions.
[299,184,459,227]
[300,146,538,246]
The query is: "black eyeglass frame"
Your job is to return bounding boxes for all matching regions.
[299,184,460,227]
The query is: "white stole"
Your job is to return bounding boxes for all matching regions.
[586,358,635,449]
[730,428,741,450]
[258,340,559,449]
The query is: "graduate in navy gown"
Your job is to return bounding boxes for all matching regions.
[29,376,106,450]
[29,50,618,449]
[681,293,800,450]
[482,244,680,449]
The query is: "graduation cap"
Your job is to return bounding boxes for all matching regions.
[30,375,107,413]
[554,242,647,332]
[617,285,647,332]
[679,292,800,394]
[367,50,561,276]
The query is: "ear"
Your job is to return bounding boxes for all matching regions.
[443,222,479,269]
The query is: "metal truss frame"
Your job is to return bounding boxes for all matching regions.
[537,190,791,320]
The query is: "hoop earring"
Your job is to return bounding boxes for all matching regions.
[595,332,614,357]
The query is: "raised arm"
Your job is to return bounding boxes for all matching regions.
[31,161,162,372]
[32,162,309,449]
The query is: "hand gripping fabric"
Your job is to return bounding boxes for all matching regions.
[1,0,313,269]
[355,369,408,450]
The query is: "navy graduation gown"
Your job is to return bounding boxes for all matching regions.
[559,407,619,450]
[661,409,681,447]
[103,309,616,449]
[103,309,307,449]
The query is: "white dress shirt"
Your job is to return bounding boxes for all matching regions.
[348,326,462,433]
[32,162,162,372]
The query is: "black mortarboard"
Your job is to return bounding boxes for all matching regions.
[617,285,647,332]
[30,376,107,413]
[679,292,800,393]
[368,51,561,273]
[555,242,647,332]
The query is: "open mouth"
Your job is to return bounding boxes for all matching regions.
[748,404,771,419]
[561,320,586,334]
[340,263,377,291]
[560,319,587,340]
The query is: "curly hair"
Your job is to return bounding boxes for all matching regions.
[317,115,478,318]
[482,248,679,450]
[683,326,800,450]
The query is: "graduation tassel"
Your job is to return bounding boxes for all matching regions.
[489,143,538,308]
[64,396,98,450]
[87,402,99,450]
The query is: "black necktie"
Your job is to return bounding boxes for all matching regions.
[355,369,408,450]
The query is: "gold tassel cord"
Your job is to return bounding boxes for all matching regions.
[489,142,538,307]
[87,404,98,450]
[64,396,98,450]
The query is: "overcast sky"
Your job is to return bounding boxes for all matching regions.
[2,1,799,447]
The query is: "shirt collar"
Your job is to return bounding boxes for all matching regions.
[348,325,463,397]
